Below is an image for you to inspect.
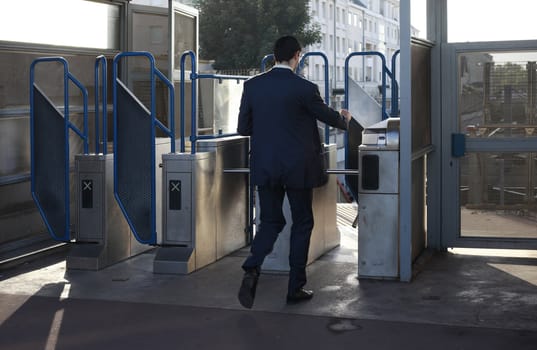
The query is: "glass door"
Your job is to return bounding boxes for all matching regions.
[442,42,537,248]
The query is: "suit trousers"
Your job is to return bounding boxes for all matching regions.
[242,185,314,294]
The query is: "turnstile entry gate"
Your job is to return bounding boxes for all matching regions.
[344,51,399,201]
[358,118,400,279]
[342,52,401,279]
[112,51,176,247]
[154,51,249,274]
[30,56,150,270]
[69,55,150,270]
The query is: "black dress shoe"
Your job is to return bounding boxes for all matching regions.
[286,288,314,304]
[238,269,259,309]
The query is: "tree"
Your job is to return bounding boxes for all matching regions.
[195,0,321,70]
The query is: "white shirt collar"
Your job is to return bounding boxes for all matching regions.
[272,64,294,71]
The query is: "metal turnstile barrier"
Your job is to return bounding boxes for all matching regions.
[112,51,176,246]
[30,55,152,270]
[154,51,249,274]
[30,57,89,242]
[157,137,250,274]
[358,118,400,279]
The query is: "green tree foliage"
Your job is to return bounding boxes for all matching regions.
[194,0,321,70]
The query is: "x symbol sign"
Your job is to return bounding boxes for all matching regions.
[83,181,92,191]
[171,181,180,192]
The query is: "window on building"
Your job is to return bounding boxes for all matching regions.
[342,9,345,24]
[329,34,333,50]
[0,0,120,49]
[348,12,352,26]
[323,33,327,50]
[336,7,340,22]
[315,0,319,15]
[336,36,340,53]
[322,1,326,18]
[315,64,320,81]
[329,4,333,20]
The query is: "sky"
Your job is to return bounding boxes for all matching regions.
[411,0,537,43]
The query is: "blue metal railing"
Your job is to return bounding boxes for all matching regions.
[94,55,107,154]
[390,49,400,117]
[179,50,249,154]
[260,54,274,72]
[112,51,175,245]
[30,56,89,242]
[180,51,196,153]
[112,51,176,151]
[344,51,390,120]
[297,51,331,144]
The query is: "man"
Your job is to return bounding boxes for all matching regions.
[237,35,352,308]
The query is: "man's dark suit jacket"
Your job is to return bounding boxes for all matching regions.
[237,67,349,189]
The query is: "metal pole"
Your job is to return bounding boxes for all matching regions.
[333,0,337,107]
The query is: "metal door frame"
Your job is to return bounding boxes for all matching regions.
[441,39,537,249]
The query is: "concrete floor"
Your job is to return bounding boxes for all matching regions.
[1,207,537,349]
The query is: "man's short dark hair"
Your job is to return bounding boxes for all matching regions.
[274,36,302,62]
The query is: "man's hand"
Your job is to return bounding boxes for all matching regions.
[340,109,352,124]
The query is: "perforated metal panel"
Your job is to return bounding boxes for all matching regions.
[32,84,69,241]
[115,80,156,243]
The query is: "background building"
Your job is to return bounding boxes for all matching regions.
[304,0,418,109]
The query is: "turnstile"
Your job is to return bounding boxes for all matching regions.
[358,118,400,279]
[68,153,148,269]
[155,136,249,274]
[30,56,149,270]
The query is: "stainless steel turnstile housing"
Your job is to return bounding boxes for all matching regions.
[358,118,400,279]
[155,136,249,274]
[261,144,339,272]
[69,153,148,270]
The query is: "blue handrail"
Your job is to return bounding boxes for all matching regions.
[390,49,400,117]
[260,54,274,72]
[297,51,331,144]
[112,51,175,245]
[112,51,176,150]
[180,50,197,153]
[180,50,249,154]
[344,51,390,120]
[30,56,89,242]
[94,55,107,154]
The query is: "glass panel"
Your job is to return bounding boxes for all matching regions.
[130,11,170,123]
[132,11,169,74]
[174,11,196,72]
[0,50,107,180]
[448,0,537,43]
[411,0,427,40]
[460,152,537,239]
[459,51,537,138]
[0,0,120,49]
